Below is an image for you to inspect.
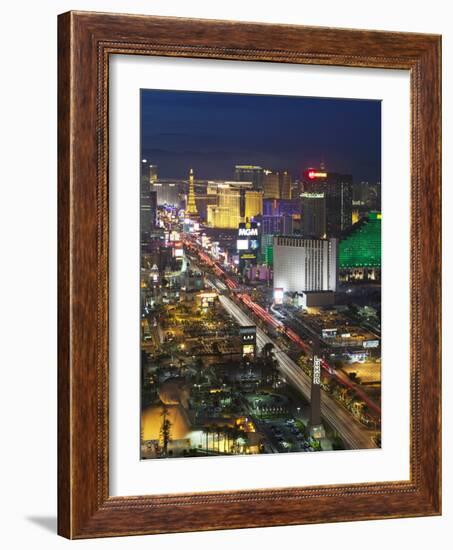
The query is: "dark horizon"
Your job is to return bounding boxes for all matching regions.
[141,89,381,183]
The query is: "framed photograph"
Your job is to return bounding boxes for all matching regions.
[58,11,441,538]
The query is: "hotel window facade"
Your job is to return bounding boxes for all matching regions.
[273,236,338,293]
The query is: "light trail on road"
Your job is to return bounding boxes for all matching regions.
[237,293,380,415]
[218,294,377,450]
[188,240,381,416]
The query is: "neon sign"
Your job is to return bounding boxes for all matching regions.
[301,192,325,199]
[313,356,321,385]
[307,170,327,180]
[274,288,284,305]
[238,227,258,237]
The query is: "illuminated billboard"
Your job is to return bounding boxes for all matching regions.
[236,239,249,251]
[237,221,260,266]
[304,169,328,180]
[313,356,321,385]
[274,288,284,305]
[200,292,217,308]
[301,192,325,199]
[239,326,256,358]
[363,339,379,348]
[238,221,259,236]
[249,239,260,251]
[239,252,257,261]
[238,226,259,237]
[239,326,257,337]
[242,344,255,357]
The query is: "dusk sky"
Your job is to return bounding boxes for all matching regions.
[141,89,381,183]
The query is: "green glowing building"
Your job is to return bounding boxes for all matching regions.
[339,212,381,280]
[265,246,273,266]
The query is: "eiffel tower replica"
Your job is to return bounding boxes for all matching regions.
[186,168,199,218]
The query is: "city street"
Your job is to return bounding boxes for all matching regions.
[218,294,377,449]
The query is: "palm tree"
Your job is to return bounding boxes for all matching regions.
[226,426,235,454]
[159,403,172,456]
[212,424,220,453]
[263,342,274,359]
[220,426,227,453]
[230,426,241,454]
[203,426,210,454]
[224,426,231,454]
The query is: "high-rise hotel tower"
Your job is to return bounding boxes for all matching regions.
[273,235,338,293]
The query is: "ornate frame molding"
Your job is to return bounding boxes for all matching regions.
[58,11,441,538]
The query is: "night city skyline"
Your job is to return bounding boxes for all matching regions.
[141,89,381,183]
[140,88,381,460]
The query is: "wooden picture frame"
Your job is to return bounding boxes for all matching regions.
[58,11,441,539]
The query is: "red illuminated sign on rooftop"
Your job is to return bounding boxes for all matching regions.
[306,169,327,180]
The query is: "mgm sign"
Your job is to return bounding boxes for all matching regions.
[239,325,257,358]
[237,221,260,268]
